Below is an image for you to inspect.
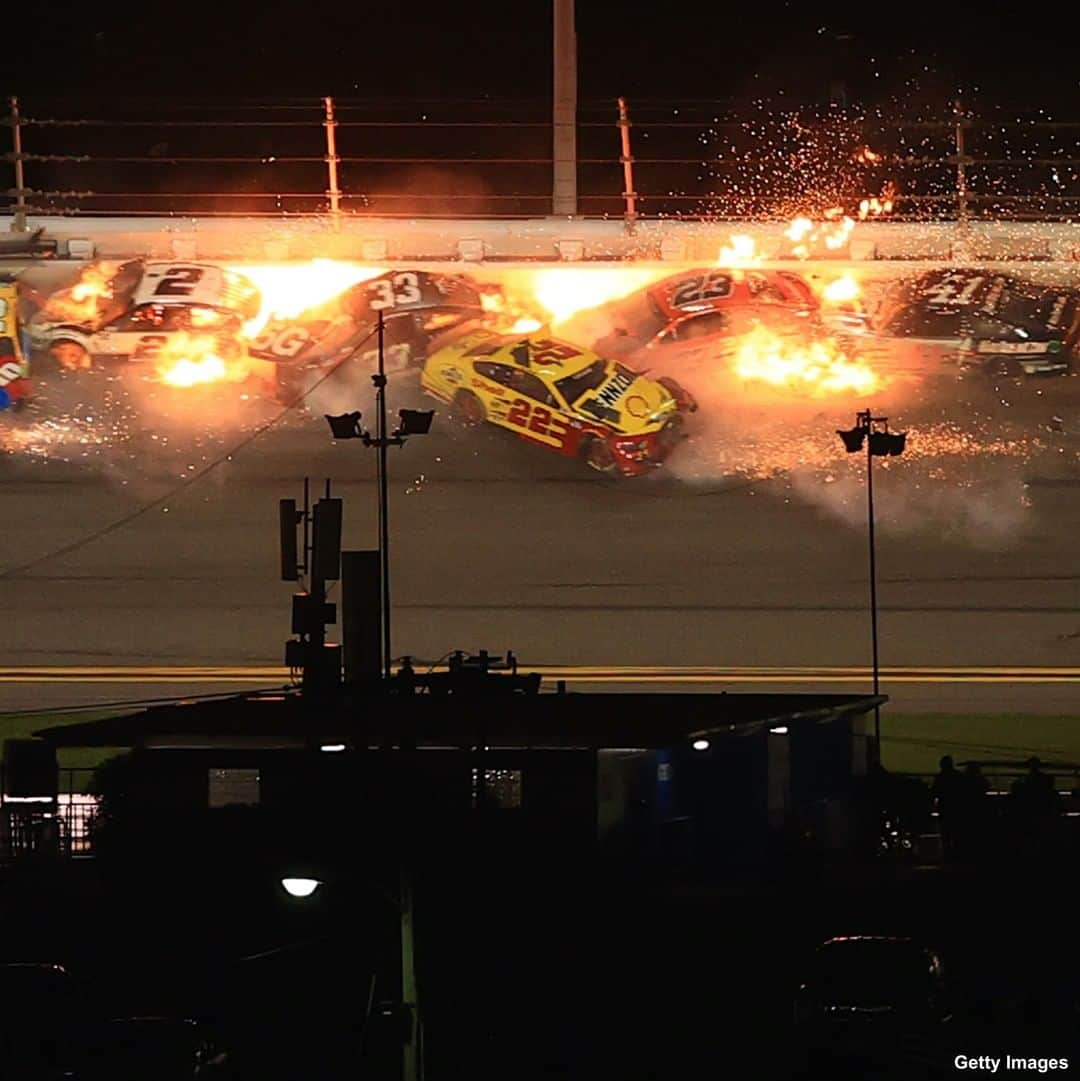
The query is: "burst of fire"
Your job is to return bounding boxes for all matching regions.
[226,259,388,337]
[153,334,254,388]
[858,183,897,220]
[525,268,667,325]
[717,234,761,266]
[478,287,545,334]
[43,264,117,324]
[854,146,883,165]
[731,325,880,397]
[822,275,861,304]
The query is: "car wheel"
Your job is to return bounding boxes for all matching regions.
[452,390,486,427]
[582,436,618,474]
[49,340,91,371]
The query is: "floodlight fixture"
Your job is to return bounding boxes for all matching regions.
[281,877,322,898]
[837,424,867,453]
[325,412,364,440]
[691,738,710,752]
[397,409,435,437]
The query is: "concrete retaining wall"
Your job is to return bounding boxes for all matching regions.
[6,215,1080,264]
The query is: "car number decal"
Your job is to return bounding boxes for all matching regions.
[526,339,580,365]
[671,271,732,307]
[152,266,205,298]
[132,334,168,360]
[367,272,423,310]
[504,398,570,447]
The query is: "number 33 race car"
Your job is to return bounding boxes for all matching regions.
[421,330,697,476]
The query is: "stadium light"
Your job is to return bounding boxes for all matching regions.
[281,877,322,898]
[397,409,435,437]
[325,411,363,440]
[324,312,434,680]
[691,738,710,752]
[835,409,909,762]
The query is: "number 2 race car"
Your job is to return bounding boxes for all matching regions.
[247,270,491,401]
[29,260,261,372]
[0,275,31,411]
[421,330,696,476]
[862,268,1080,377]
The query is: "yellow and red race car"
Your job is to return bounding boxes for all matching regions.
[421,330,696,475]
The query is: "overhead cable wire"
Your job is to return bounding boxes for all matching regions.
[0,327,378,581]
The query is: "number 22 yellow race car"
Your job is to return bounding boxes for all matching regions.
[421,330,696,476]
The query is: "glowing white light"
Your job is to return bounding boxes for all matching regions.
[281,877,322,898]
[320,744,346,753]
[691,739,710,752]
[769,726,790,735]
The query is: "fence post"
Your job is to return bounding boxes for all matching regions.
[8,96,28,233]
[323,96,342,227]
[617,97,638,234]
[955,99,972,228]
[552,0,578,215]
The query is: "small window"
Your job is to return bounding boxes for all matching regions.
[474,360,515,384]
[473,768,522,809]
[505,368,558,406]
[208,768,260,808]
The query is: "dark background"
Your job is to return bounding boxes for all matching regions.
[4,4,1078,219]
[6,2,1077,107]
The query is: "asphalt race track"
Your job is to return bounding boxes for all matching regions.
[3,355,1080,715]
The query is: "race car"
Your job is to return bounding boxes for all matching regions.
[567,267,824,378]
[0,275,31,410]
[29,260,261,371]
[420,330,696,476]
[246,269,492,401]
[859,268,1080,377]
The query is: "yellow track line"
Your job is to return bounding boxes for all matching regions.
[1,666,1079,684]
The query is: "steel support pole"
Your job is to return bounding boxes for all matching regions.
[376,311,392,680]
[865,412,881,760]
[617,97,637,233]
[323,96,341,225]
[9,97,27,233]
[552,0,578,215]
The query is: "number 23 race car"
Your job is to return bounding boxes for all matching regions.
[421,330,696,476]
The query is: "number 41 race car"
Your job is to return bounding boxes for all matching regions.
[421,330,696,476]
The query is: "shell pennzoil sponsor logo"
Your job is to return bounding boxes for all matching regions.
[592,368,635,410]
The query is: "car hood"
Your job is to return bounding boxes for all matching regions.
[573,369,677,435]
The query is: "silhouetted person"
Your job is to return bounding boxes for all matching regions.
[959,762,992,860]
[932,755,967,859]
[1009,758,1060,858]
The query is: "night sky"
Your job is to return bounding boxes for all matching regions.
[6,2,1080,108]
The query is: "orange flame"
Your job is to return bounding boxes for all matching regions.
[732,325,880,396]
[854,146,883,165]
[226,259,388,337]
[717,234,760,266]
[822,275,861,304]
[526,268,666,325]
[45,264,115,323]
[153,334,251,387]
[858,182,897,220]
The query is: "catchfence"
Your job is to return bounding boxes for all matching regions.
[6,96,1080,223]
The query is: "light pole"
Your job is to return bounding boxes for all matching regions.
[836,409,907,760]
[325,310,433,680]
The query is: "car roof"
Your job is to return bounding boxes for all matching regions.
[648,268,815,320]
[132,263,258,311]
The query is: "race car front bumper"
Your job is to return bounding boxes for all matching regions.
[612,416,686,476]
